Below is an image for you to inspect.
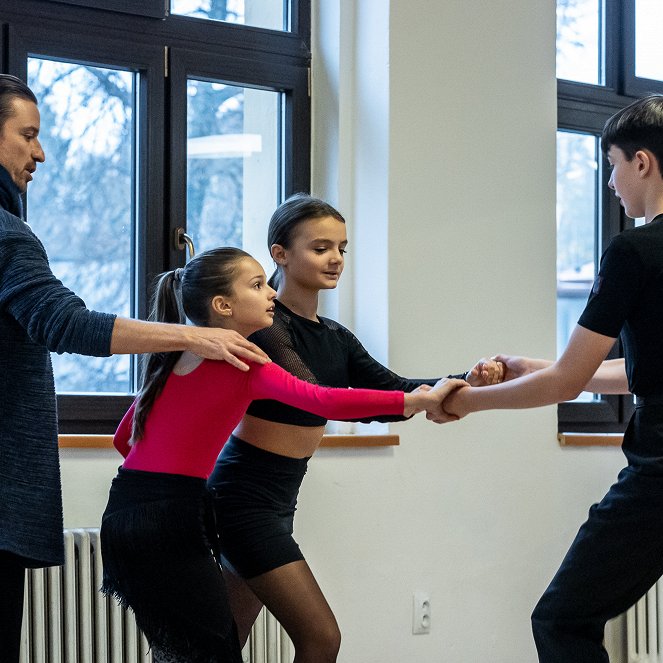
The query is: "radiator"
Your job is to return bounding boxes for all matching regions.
[627,580,663,663]
[21,528,291,663]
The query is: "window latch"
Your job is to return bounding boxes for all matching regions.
[173,227,195,259]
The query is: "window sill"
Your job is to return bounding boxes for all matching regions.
[557,433,623,447]
[58,434,400,449]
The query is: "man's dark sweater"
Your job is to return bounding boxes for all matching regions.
[0,165,116,567]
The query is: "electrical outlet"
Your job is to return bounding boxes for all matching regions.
[412,591,431,634]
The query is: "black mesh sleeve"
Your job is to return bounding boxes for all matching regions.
[342,326,459,423]
[245,314,328,426]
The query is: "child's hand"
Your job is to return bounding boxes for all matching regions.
[404,379,466,419]
[424,378,469,422]
[466,358,504,386]
[491,354,552,381]
[427,384,471,423]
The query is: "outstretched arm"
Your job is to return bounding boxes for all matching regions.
[110,317,270,371]
[249,362,467,420]
[429,325,617,422]
[0,231,269,371]
[493,355,628,394]
[585,358,628,394]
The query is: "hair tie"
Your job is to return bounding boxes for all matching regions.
[174,267,184,283]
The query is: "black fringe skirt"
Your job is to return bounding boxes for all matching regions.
[100,468,242,663]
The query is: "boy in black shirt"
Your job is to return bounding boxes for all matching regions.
[431,94,663,662]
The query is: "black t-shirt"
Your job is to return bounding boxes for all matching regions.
[245,300,460,426]
[578,213,663,397]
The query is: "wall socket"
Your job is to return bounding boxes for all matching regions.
[412,591,431,634]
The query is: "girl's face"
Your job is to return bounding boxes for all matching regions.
[217,257,277,337]
[275,216,347,292]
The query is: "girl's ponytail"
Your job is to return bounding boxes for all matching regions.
[132,270,185,441]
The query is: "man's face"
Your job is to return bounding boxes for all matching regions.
[0,97,45,193]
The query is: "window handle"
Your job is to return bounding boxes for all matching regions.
[173,227,195,259]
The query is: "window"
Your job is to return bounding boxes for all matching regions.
[0,0,310,432]
[556,0,604,85]
[635,0,663,82]
[184,79,279,268]
[556,130,597,388]
[556,0,663,432]
[27,59,135,395]
[171,0,287,31]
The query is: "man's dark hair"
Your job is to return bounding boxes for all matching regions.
[601,94,663,178]
[0,74,38,133]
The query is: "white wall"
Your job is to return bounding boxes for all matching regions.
[306,0,627,661]
[60,1,628,661]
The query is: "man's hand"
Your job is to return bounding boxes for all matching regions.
[109,318,270,371]
[186,327,270,371]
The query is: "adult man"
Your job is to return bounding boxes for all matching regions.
[0,74,268,661]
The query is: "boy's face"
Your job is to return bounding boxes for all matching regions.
[607,145,646,220]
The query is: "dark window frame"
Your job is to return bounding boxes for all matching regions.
[556,0,661,433]
[0,0,311,433]
[44,0,166,19]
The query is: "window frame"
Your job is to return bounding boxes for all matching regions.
[556,0,660,433]
[0,0,311,433]
[44,0,166,18]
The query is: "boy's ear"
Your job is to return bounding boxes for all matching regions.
[211,295,233,317]
[635,149,655,176]
[271,244,287,265]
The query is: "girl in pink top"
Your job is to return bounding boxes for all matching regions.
[100,246,464,663]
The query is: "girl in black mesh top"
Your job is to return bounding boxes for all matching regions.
[207,194,502,662]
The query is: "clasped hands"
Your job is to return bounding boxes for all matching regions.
[410,357,506,423]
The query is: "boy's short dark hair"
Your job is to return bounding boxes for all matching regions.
[0,74,38,133]
[601,94,663,178]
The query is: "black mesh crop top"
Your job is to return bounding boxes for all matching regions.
[245,299,465,427]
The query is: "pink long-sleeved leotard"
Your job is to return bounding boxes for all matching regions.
[114,359,404,478]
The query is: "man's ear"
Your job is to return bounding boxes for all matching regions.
[211,295,233,317]
[271,244,287,265]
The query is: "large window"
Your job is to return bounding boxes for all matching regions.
[184,79,279,269]
[27,58,135,395]
[556,0,663,432]
[0,0,310,432]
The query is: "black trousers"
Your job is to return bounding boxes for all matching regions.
[0,551,27,663]
[532,465,663,662]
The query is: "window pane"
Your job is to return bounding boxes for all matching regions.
[186,80,279,269]
[27,58,134,394]
[171,0,286,32]
[636,0,663,82]
[556,0,603,84]
[557,131,598,401]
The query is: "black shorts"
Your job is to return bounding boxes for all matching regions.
[208,435,310,579]
[100,468,242,663]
